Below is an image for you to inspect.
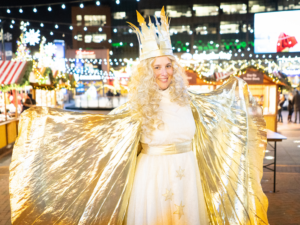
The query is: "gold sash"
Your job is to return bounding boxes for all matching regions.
[141,141,192,155]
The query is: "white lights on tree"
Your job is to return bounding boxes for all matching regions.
[116,0,120,4]
[55,24,59,29]
[48,6,52,11]
[44,43,57,56]
[80,3,84,8]
[50,31,54,35]
[62,4,66,9]
[70,26,73,30]
[96,1,101,6]
[33,8,37,13]
[24,29,41,46]
[19,8,23,13]
[40,23,44,27]
[7,9,10,13]
[10,25,13,29]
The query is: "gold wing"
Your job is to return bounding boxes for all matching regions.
[190,76,268,224]
[10,107,140,224]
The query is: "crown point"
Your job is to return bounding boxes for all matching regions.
[161,6,165,16]
[136,10,145,24]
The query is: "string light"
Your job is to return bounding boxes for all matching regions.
[61,4,66,9]
[19,8,23,13]
[84,27,87,31]
[108,39,112,43]
[69,26,73,30]
[48,6,52,11]
[33,7,37,13]
[11,20,15,24]
[116,0,120,4]
[40,23,44,27]
[80,3,84,8]
[96,1,101,6]
[7,9,10,13]
[50,31,53,35]
[10,24,13,29]
[98,27,102,32]
[55,24,59,29]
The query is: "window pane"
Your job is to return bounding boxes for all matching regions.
[220,3,247,14]
[166,5,192,18]
[93,34,107,43]
[84,15,106,26]
[169,25,190,34]
[77,32,83,41]
[85,34,92,43]
[77,15,82,26]
[195,25,217,35]
[193,5,219,16]
[220,21,240,34]
[249,1,265,13]
[113,12,126,20]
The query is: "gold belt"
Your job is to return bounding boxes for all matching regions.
[141,141,192,155]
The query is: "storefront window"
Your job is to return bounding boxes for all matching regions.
[193,5,219,17]
[220,3,247,14]
[113,12,127,20]
[141,9,161,18]
[76,15,82,26]
[84,15,106,26]
[166,5,192,18]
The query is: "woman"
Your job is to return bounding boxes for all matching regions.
[126,55,209,224]
[288,92,294,122]
[9,8,268,225]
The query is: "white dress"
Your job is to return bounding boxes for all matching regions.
[127,89,209,225]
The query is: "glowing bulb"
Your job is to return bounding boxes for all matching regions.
[40,23,44,27]
[80,3,84,8]
[50,31,53,35]
[116,0,120,4]
[96,1,100,6]
[33,8,37,13]
[55,24,59,29]
[7,9,10,13]
[98,27,102,32]
[108,39,112,43]
[130,43,133,47]
[10,24,13,29]
[61,4,66,9]
[69,26,73,30]
[113,28,117,33]
[48,6,52,11]
[84,27,87,31]
[19,8,23,13]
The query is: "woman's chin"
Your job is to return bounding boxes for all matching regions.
[158,83,170,90]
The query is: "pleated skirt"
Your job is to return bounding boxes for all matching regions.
[126,151,209,225]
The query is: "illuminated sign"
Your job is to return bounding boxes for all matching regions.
[76,50,95,55]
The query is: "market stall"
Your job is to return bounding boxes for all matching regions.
[0,60,32,149]
[238,67,289,132]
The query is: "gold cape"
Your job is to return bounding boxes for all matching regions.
[9,77,268,224]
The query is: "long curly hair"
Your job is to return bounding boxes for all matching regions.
[128,55,190,137]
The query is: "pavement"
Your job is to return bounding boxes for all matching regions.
[0,110,300,224]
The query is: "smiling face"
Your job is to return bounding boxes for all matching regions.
[152,56,173,90]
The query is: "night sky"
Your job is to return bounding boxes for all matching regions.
[0,0,103,53]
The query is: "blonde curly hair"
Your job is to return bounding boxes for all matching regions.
[128,55,190,137]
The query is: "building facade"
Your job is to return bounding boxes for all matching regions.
[70,0,300,67]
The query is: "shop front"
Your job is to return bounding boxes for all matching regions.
[239,67,287,132]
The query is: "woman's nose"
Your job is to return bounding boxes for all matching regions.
[161,68,167,76]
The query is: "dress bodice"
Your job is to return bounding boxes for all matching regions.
[140,89,196,145]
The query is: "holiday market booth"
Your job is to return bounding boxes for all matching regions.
[29,65,76,108]
[233,66,290,132]
[0,60,32,150]
[185,61,291,132]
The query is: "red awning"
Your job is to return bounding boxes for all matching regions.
[0,60,27,85]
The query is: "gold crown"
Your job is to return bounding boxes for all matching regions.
[127,6,173,61]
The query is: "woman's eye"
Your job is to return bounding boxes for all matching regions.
[155,67,159,69]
